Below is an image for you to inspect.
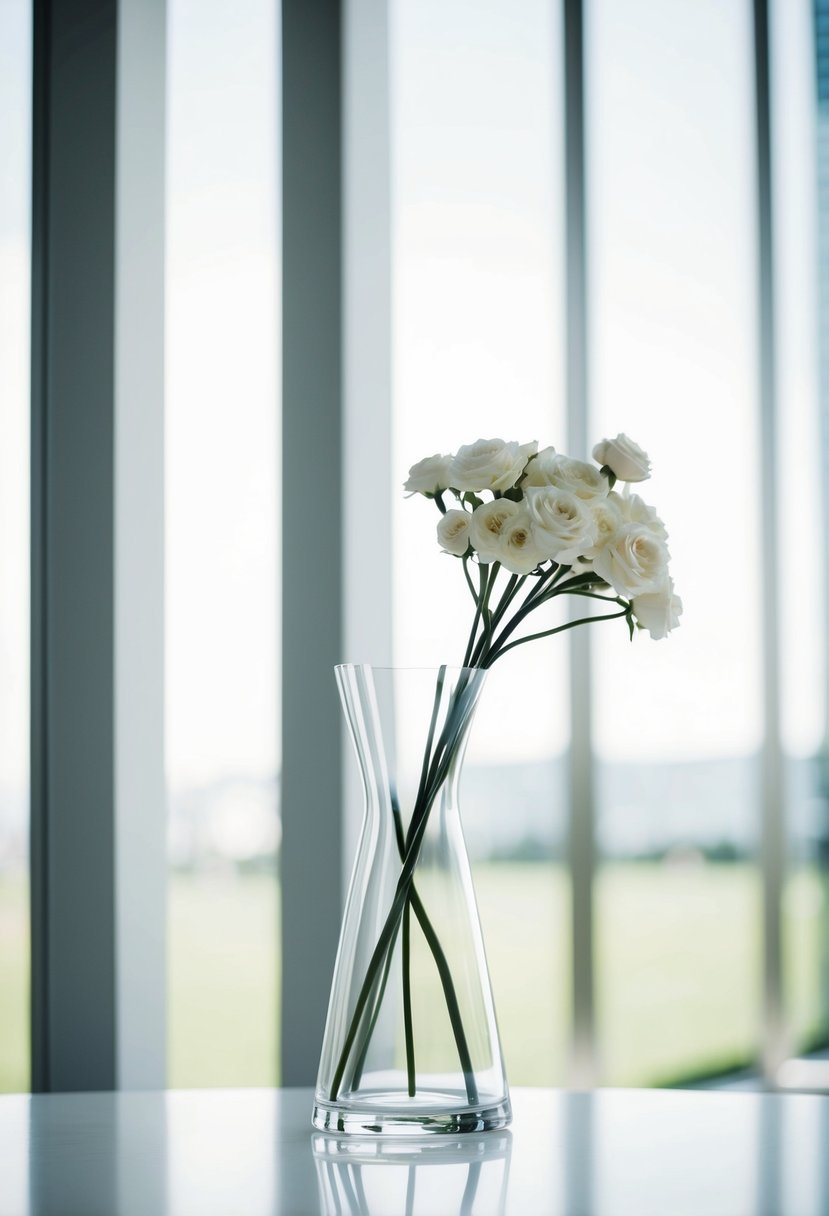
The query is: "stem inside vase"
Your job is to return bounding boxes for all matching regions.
[328,669,483,1105]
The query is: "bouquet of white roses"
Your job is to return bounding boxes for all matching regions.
[325,434,679,1115]
[405,433,681,666]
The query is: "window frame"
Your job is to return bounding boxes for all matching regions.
[25,0,824,1092]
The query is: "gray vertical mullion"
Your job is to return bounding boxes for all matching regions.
[342,0,393,872]
[31,0,119,1093]
[816,0,829,1075]
[114,0,167,1091]
[30,0,166,1092]
[280,0,344,1086]
[753,0,788,1081]
[563,0,597,1087]
[29,0,51,1095]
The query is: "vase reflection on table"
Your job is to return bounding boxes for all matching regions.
[312,665,511,1135]
[312,1129,512,1216]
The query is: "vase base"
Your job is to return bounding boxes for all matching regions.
[312,1094,512,1136]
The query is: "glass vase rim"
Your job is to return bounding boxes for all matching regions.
[334,663,486,676]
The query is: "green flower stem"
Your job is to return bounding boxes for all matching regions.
[489,573,522,631]
[329,677,481,1103]
[482,566,596,658]
[482,607,630,666]
[348,928,396,1089]
[405,879,478,1103]
[414,666,446,812]
[390,791,478,1105]
[524,562,566,605]
[413,673,476,831]
[479,563,500,658]
[397,679,483,1109]
[513,562,578,616]
[402,901,416,1096]
[327,805,434,1102]
[565,588,627,606]
[481,564,520,632]
[478,564,568,661]
[534,561,575,597]
[546,569,610,595]
[461,556,479,606]
[468,564,500,667]
[410,676,479,851]
[348,793,410,1091]
[462,567,487,667]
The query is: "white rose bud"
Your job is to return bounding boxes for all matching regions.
[436,509,471,557]
[633,577,683,640]
[450,438,538,493]
[404,453,454,496]
[470,498,522,564]
[592,433,651,482]
[593,523,670,597]
[525,487,597,564]
[498,508,546,575]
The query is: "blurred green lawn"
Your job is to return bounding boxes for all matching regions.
[0,863,826,1093]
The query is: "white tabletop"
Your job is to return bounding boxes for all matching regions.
[1,1085,828,1216]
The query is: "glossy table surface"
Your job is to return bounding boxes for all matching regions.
[2,1085,828,1216]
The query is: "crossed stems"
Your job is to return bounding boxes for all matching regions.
[328,668,482,1102]
[329,561,633,1104]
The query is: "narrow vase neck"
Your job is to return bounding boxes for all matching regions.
[336,665,487,823]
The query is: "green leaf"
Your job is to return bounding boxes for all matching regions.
[516,452,538,487]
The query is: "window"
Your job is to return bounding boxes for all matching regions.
[0,0,31,1095]
[390,0,828,1089]
[12,0,829,1097]
[166,0,280,1087]
[775,0,829,1055]
[587,0,763,1084]
[392,0,570,1083]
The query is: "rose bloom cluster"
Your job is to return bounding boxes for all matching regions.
[404,435,681,641]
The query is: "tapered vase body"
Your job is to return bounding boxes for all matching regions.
[313,665,511,1135]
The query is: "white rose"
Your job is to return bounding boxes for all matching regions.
[521,445,558,487]
[497,508,546,575]
[633,577,683,640]
[525,487,597,564]
[450,438,538,493]
[526,453,608,502]
[611,489,668,541]
[583,496,623,559]
[593,523,670,597]
[404,453,454,496]
[436,509,471,557]
[469,498,522,564]
[592,433,651,482]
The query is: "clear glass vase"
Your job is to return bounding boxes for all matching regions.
[313,665,511,1135]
